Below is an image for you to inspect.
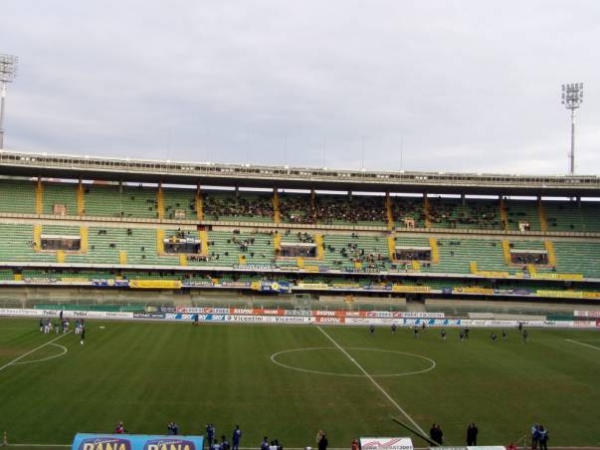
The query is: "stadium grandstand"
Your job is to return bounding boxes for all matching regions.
[0,148,600,313]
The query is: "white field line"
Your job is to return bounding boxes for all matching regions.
[0,332,72,372]
[14,343,68,365]
[566,339,600,351]
[317,326,428,438]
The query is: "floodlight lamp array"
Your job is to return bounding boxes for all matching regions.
[0,53,19,83]
[561,82,583,110]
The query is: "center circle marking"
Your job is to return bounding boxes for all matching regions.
[270,347,436,377]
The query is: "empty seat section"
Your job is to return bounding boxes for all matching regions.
[43,182,78,216]
[0,179,36,214]
[162,187,197,221]
[552,241,600,278]
[435,238,506,275]
[503,200,540,231]
[82,184,157,219]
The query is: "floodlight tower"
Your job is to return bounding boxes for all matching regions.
[0,53,19,149]
[561,82,583,175]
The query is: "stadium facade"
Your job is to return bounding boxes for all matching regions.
[0,149,599,310]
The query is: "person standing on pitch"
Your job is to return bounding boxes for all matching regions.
[206,423,216,447]
[430,423,444,445]
[318,433,328,450]
[466,423,478,446]
[221,436,230,450]
[531,423,540,449]
[538,425,549,450]
[232,425,242,450]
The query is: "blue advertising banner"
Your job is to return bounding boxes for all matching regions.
[72,434,204,450]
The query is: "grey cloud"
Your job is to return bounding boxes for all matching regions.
[2,0,599,176]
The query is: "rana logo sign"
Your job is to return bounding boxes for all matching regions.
[144,439,197,450]
[77,437,131,450]
[72,435,203,450]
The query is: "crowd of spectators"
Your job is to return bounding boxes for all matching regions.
[395,249,432,262]
[510,252,549,265]
[427,199,501,229]
[322,234,391,271]
[392,197,425,228]
[313,196,387,225]
[278,194,315,224]
[279,194,387,225]
[204,193,274,221]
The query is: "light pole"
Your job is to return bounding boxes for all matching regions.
[561,83,583,175]
[0,53,18,150]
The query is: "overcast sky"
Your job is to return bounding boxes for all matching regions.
[2,0,599,175]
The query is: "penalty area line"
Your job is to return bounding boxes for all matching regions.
[0,331,72,373]
[316,326,428,438]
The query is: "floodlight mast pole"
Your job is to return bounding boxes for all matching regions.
[561,83,583,175]
[0,53,18,150]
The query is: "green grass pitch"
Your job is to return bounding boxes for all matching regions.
[1,319,599,448]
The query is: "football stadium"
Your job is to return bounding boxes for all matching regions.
[0,149,599,450]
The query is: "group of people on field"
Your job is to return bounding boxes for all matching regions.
[205,423,242,450]
[113,421,242,450]
[531,423,549,450]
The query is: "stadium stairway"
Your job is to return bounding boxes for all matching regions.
[428,237,440,264]
[35,180,43,214]
[544,240,556,266]
[538,198,548,232]
[273,190,280,224]
[199,230,209,257]
[385,194,394,230]
[387,234,395,260]
[156,229,165,255]
[500,197,508,229]
[77,183,85,215]
[196,190,203,221]
[157,185,164,220]
[502,240,511,264]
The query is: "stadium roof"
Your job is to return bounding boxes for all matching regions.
[1,149,599,197]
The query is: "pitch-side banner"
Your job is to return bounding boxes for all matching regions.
[360,437,413,450]
[72,433,204,450]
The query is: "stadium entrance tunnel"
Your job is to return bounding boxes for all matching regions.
[270,347,435,377]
